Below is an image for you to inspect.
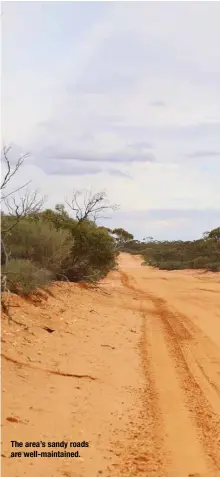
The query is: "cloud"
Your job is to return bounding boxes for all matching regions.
[2,2,220,240]
[149,101,166,108]
[73,31,153,95]
[42,161,103,176]
[127,141,154,150]
[186,150,220,158]
[37,159,132,177]
[108,169,131,178]
[115,208,220,221]
[111,208,220,241]
[39,147,156,164]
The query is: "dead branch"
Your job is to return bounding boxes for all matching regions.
[5,189,44,217]
[1,146,30,199]
[2,189,44,236]
[1,146,44,316]
[65,189,118,224]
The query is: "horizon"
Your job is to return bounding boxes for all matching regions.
[2,1,220,241]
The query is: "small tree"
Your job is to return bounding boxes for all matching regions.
[207,227,220,242]
[112,228,134,250]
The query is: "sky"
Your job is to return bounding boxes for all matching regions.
[1,1,220,241]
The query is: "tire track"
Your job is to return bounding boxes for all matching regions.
[151,298,220,469]
[195,359,220,397]
[119,314,167,477]
[119,269,220,471]
[116,272,166,476]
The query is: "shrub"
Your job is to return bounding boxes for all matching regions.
[63,221,117,282]
[2,259,53,294]
[2,218,73,277]
[205,262,220,272]
[36,207,118,282]
[192,256,209,269]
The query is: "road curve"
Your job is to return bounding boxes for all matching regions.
[2,253,220,477]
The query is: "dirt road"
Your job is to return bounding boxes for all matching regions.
[2,253,220,477]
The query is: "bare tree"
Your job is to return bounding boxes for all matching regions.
[1,146,30,200]
[1,146,44,311]
[1,146,44,235]
[3,189,44,231]
[65,189,118,224]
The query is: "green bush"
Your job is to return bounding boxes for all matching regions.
[2,206,118,292]
[205,262,220,272]
[2,218,73,277]
[38,207,118,282]
[192,256,209,269]
[2,259,53,294]
[63,220,117,282]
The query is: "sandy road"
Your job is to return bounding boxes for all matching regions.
[117,254,220,477]
[2,253,220,477]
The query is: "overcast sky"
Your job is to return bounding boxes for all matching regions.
[2,1,220,240]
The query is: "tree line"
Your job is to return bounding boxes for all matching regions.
[121,229,220,272]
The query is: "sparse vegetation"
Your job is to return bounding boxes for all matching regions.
[121,232,220,272]
[1,147,119,297]
[1,146,219,303]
